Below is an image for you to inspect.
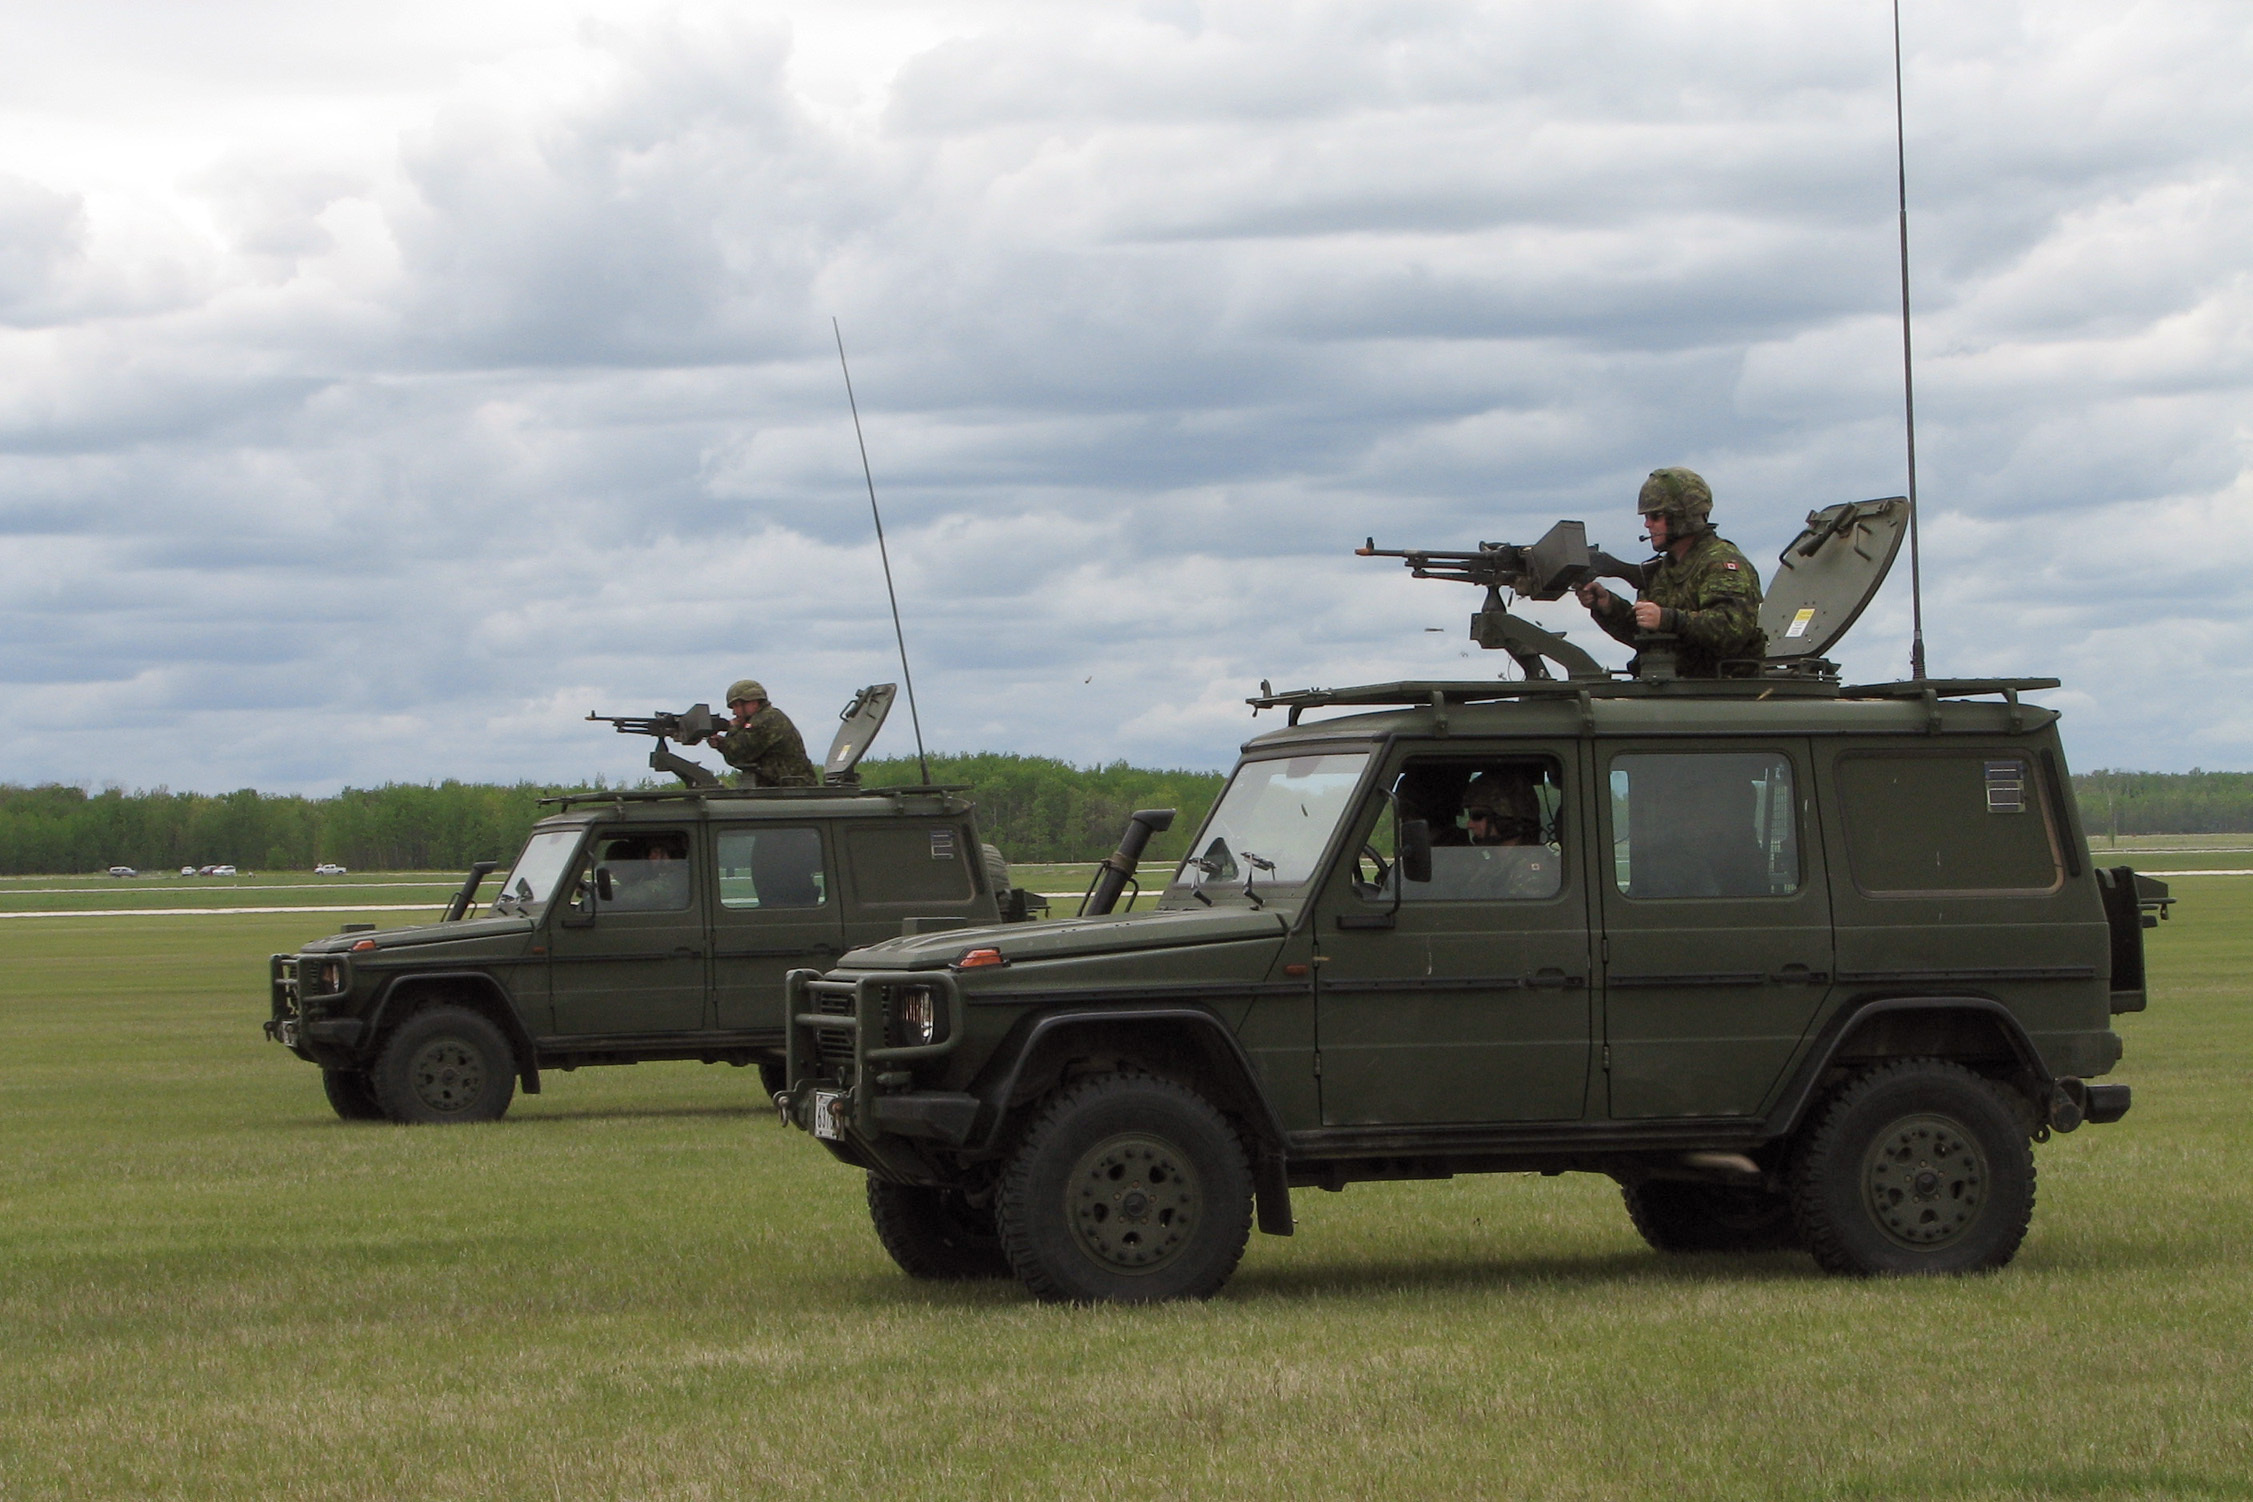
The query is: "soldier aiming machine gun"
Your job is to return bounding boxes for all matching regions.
[585,704,731,788]
[585,684,901,792]
[1358,520,1650,680]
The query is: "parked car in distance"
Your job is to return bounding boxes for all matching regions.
[180,866,198,877]
[108,866,137,877]
[211,865,239,877]
[314,864,348,876]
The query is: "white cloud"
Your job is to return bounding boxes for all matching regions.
[1,0,2249,793]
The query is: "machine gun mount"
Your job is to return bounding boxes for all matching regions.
[1358,520,1650,680]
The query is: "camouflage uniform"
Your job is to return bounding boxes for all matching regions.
[1451,844,1561,901]
[716,707,818,788]
[1592,532,1767,678]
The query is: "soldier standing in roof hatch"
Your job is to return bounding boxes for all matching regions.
[1574,467,1766,678]
[710,679,818,788]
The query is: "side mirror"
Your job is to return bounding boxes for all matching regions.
[594,867,615,903]
[1399,819,1433,885]
[561,873,598,928]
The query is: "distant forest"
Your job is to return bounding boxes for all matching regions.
[0,753,1226,876]
[0,762,2241,877]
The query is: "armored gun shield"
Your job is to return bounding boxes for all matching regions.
[1762,497,1909,662]
[824,683,897,782]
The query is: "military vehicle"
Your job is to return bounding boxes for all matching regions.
[777,500,2170,1302]
[264,685,1046,1124]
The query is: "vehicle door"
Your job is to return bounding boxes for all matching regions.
[1597,740,1834,1118]
[710,823,846,1033]
[1312,747,1595,1125]
[547,826,709,1036]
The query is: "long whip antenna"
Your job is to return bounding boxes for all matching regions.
[1894,0,1928,681]
[833,318,931,784]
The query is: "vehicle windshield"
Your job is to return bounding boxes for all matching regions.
[490,829,584,916]
[1166,752,1370,899]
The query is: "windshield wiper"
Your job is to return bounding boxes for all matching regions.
[1184,856,1218,906]
[1241,852,1276,909]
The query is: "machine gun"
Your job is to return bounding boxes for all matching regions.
[585,704,730,789]
[1358,520,1651,680]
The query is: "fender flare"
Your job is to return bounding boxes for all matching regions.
[368,969,544,1095]
[976,1005,1294,1236]
[1762,994,2047,1139]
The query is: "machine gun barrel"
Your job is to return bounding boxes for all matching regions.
[585,703,727,745]
[585,705,728,790]
[1356,539,1530,591]
[1358,519,1652,682]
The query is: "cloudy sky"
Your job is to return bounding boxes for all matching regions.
[3,0,2247,793]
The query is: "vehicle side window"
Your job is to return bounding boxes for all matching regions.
[715,828,827,910]
[593,831,693,912]
[847,824,974,905]
[1610,752,1799,899]
[1836,752,2061,894]
[1391,755,1565,902]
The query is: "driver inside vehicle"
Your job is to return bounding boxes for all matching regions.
[598,834,693,912]
[1438,770,1559,900]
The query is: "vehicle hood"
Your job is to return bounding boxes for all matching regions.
[301,915,534,954]
[839,906,1289,971]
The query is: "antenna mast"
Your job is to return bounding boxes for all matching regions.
[1894,0,1928,681]
[833,318,931,784]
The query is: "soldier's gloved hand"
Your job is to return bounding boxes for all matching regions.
[1575,582,1619,614]
[1633,600,1666,630]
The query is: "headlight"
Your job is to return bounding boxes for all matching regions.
[303,960,348,997]
[892,985,940,1047]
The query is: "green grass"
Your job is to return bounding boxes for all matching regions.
[2,891,2250,1499]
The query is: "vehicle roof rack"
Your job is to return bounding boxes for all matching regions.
[1839,678,2060,700]
[536,783,970,810]
[1246,675,2063,727]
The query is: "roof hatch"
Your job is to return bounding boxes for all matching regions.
[824,683,897,781]
[1761,497,1908,661]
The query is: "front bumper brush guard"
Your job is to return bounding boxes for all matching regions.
[781,969,965,1132]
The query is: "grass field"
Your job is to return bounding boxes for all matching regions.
[1,882,2248,1499]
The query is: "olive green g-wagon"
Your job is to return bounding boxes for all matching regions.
[782,677,2167,1302]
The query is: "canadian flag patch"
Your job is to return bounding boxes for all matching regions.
[1724,561,1738,570]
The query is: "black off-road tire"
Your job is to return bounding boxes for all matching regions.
[866,1177,1012,1280]
[369,1007,516,1124]
[321,1068,388,1122]
[1621,1179,1798,1253]
[996,1073,1252,1305]
[758,1057,787,1102]
[1789,1058,2035,1276]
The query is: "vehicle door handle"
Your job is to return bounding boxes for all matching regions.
[1528,968,1582,989]
[672,947,703,959]
[1769,966,1828,985]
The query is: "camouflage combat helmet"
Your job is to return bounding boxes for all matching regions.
[1463,771,1542,840]
[1637,467,1713,534]
[726,679,768,706]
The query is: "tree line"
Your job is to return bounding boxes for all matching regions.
[3,764,2241,877]
[0,755,1226,876]
[2074,768,2253,841]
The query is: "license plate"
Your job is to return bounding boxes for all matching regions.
[810,1091,844,1141]
[277,1019,299,1048]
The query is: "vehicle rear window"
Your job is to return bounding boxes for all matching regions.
[1836,752,2061,894]
[715,828,826,910]
[1609,752,1801,899]
[847,824,975,905]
